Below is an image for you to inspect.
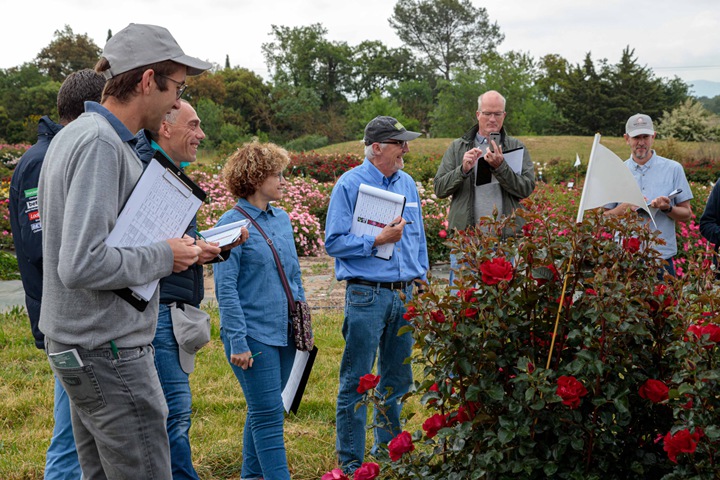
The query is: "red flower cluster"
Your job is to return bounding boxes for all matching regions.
[430,310,446,323]
[480,257,514,285]
[663,428,703,463]
[556,375,588,409]
[357,374,380,394]
[422,413,447,438]
[622,237,641,253]
[687,322,720,343]
[402,305,419,321]
[639,379,669,403]
[456,287,477,303]
[388,431,415,461]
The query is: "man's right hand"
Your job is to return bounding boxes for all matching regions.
[462,148,483,175]
[373,216,405,247]
[167,236,202,272]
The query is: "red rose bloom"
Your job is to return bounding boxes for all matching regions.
[431,310,446,323]
[402,306,418,321]
[522,223,534,237]
[556,375,588,409]
[464,307,478,318]
[480,257,514,285]
[639,379,669,403]
[422,413,447,438]
[322,468,350,480]
[663,428,703,463]
[457,287,477,303]
[353,462,380,480]
[357,374,380,394]
[585,288,597,296]
[388,431,415,461]
[438,229,447,239]
[623,237,641,253]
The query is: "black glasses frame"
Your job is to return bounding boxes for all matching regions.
[155,73,187,99]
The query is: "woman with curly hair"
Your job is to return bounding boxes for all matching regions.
[213,141,305,480]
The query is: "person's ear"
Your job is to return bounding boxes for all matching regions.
[139,69,155,95]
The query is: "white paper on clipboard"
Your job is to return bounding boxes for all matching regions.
[104,158,203,301]
[350,184,406,260]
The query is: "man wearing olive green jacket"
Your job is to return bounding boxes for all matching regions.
[433,90,535,283]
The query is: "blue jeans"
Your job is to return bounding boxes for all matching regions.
[221,327,295,480]
[45,376,82,480]
[336,283,414,473]
[46,338,171,479]
[153,304,199,480]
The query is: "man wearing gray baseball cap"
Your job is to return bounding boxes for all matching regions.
[604,113,693,277]
[38,23,211,478]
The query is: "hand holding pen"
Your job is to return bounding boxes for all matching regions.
[194,230,224,263]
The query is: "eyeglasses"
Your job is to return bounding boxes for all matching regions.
[379,140,408,148]
[155,73,187,99]
[479,111,505,118]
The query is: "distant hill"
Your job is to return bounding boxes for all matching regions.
[689,80,720,99]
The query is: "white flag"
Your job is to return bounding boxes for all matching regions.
[574,153,581,167]
[576,134,654,224]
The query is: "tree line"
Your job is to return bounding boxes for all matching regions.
[1,0,718,151]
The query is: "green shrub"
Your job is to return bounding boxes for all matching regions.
[0,250,19,280]
[402,154,442,183]
[367,208,720,478]
[284,134,329,152]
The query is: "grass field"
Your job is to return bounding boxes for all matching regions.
[313,135,685,165]
[0,299,426,479]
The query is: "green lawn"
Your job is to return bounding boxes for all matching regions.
[0,301,426,480]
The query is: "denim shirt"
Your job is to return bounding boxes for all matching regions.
[213,198,305,354]
[324,159,429,282]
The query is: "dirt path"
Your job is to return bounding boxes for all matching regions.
[202,254,346,310]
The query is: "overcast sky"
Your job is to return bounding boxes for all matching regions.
[2,0,719,91]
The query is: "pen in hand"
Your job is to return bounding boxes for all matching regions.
[194,230,225,262]
[250,351,262,359]
[389,220,413,227]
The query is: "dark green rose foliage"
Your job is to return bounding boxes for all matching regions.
[375,205,720,479]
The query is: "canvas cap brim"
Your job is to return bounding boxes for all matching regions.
[178,348,196,374]
[172,54,213,76]
[628,128,654,137]
[389,130,422,142]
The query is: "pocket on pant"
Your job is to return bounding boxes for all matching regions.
[347,286,376,307]
[56,365,106,414]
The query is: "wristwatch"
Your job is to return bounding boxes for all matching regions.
[661,205,673,214]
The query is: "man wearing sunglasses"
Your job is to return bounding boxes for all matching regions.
[434,90,536,283]
[325,116,429,474]
[38,23,211,478]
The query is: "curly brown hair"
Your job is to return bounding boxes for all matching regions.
[222,141,290,199]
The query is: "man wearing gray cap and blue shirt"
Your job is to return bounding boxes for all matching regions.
[325,116,429,474]
[604,113,693,277]
[38,23,211,478]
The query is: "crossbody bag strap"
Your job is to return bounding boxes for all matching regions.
[232,205,296,311]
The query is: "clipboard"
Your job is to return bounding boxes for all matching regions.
[110,149,207,311]
[282,345,318,414]
[350,184,406,260]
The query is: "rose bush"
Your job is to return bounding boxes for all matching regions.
[362,206,719,478]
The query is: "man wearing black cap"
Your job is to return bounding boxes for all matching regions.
[38,23,211,478]
[325,116,429,474]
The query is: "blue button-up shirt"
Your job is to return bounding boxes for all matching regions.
[324,158,429,282]
[213,199,305,355]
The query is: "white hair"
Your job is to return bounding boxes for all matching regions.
[477,90,506,111]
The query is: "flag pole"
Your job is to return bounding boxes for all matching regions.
[576,134,601,223]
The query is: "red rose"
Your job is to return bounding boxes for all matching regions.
[703,324,720,342]
[438,229,447,239]
[663,428,703,463]
[457,287,477,303]
[402,306,418,321]
[522,223,534,237]
[422,413,447,438]
[388,431,415,461]
[623,237,641,253]
[480,257,514,285]
[431,310,446,323]
[639,379,669,403]
[556,375,588,409]
[653,284,667,296]
[527,362,535,373]
[322,468,350,480]
[357,374,380,394]
[353,462,380,480]
[585,288,597,296]
[464,307,478,318]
